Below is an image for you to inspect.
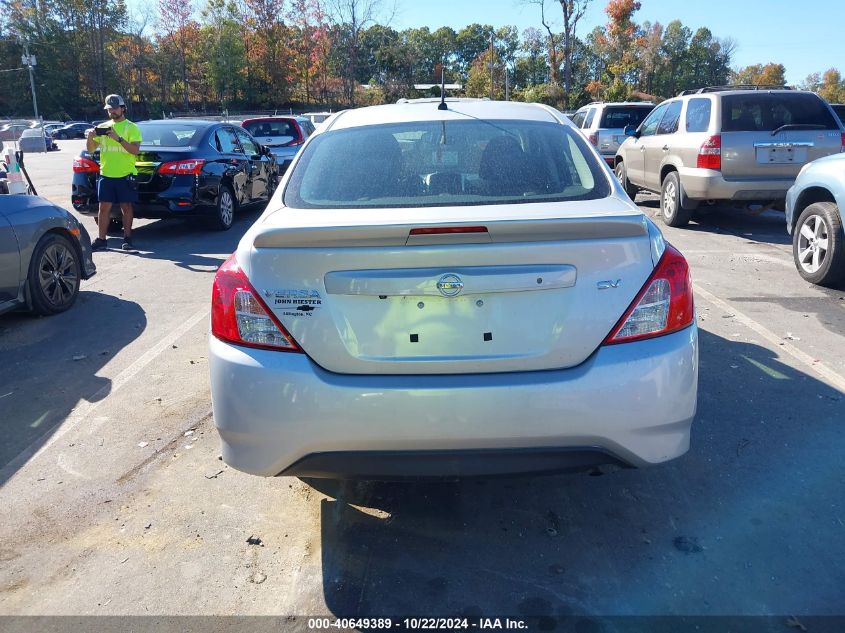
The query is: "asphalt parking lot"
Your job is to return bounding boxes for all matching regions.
[1,140,844,628]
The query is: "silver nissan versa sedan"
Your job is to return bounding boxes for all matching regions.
[209,99,699,479]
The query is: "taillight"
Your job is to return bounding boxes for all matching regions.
[159,159,205,175]
[696,135,721,170]
[840,132,845,153]
[72,156,99,173]
[286,138,305,147]
[211,254,302,352]
[603,244,694,345]
[588,132,598,146]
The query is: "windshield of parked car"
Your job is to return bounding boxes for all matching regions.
[243,120,297,139]
[284,119,610,208]
[721,93,840,132]
[138,123,202,147]
[599,106,653,129]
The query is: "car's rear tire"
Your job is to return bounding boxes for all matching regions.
[214,185,236,231]
[614,161,638,200]
[660,172,692,227]
[792,201,845,287]
[27,233,81,316]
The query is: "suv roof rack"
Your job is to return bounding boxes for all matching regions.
[678,85,795,96]
[579,100,654,108]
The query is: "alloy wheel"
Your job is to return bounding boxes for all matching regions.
[797,214,830,274]
[219,191,234,228]
[38,242,78,307]
[662,180,677,219]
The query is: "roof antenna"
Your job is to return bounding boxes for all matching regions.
[438,63,448,110]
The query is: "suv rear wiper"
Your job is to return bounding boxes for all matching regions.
[770,124,826,136]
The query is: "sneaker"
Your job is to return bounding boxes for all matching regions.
[91,237,107,251]
[121,235,134,251]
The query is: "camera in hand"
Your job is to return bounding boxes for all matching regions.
[95,126,111,136]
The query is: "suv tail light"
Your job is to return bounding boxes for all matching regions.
[72,156,99,173]
[211,254,302,352]
[696,135,721,170]
[603,244,694,345]
[588,132,598,146]
[159,159,205,175]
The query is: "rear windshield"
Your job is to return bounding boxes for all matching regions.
[138,123,202,147]
[599,106,653,129]
[283,119,611,209]
[721,93,839,132]
[243,120,298,138]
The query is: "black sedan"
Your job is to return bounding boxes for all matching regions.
[52,122,93,139]
[0,194,96,316]
[71,120,279,230]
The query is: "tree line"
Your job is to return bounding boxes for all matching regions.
[2,0,844,121]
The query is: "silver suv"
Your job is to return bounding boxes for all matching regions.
[571,101,655,167]
[614,87,845,227]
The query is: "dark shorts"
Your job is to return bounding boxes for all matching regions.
[98,175,138,204]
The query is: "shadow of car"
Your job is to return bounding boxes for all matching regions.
[0,195,97,316]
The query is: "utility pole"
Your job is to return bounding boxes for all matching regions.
[21,41,40,122]
[489,33,494,100]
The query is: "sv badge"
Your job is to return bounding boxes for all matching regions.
[597,279,622,290]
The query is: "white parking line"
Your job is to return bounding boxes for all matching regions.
[0,306,211,483]
[694,284,845,394]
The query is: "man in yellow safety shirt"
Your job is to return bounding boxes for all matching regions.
[85,94,142,251]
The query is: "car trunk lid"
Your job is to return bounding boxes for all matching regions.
[242,200,656,375]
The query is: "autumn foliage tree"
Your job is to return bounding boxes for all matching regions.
[1,0,839,121]
[731,63,787,87]
[158,0,198,109]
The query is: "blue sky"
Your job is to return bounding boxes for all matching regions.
[387,0,844,85]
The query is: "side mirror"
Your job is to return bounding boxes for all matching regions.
[623,125,639,138]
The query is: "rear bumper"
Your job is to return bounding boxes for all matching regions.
[72,178,217,218]
[209,325,699,478]
[679,167,793,202]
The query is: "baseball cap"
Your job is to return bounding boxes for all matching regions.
[103,94,126,109]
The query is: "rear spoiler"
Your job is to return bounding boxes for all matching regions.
[252,215,648,248]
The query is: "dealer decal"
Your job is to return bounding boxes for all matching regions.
[263,289,322,316]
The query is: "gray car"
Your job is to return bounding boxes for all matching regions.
[615,87,845,227]
[785,153,845,286]
[0,195,96,316]
[209,99,698,480]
